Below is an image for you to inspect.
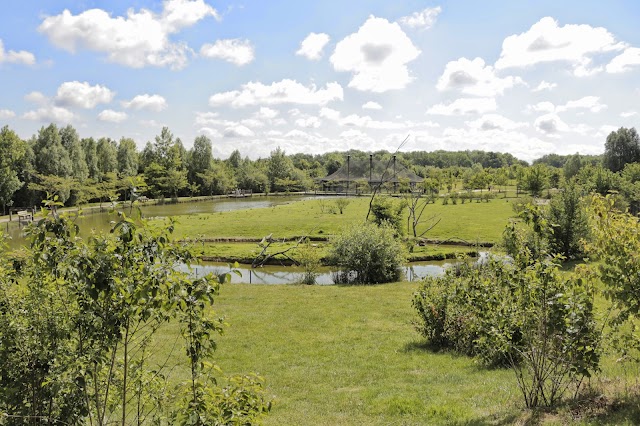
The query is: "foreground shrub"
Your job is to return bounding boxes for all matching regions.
[413,250,600,408]
[328,222,406,284]
[0,206,271,424]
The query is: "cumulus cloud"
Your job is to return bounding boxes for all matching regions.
[526,96,607,114]
[98,109,127,123]
[607,47,640,73]
[621,111,637,118]
[295,116,322,129]
[0,109,15,119]
[466,114,528,131]
[398,7,441,30]
[209,79,343,107]
[532,80,557,92]
[426,97,497,115]
[38,0,219,69]
[200,39,254,66]
[255,107,279,119]
[296,32,330,60]
[436,57,524,97]
[223,125,255,138]
[23,106,74,122]
[55,81,115,109]
[24,91,48,105]
[0,39,36,65]
[534,113,569,135]
[122,94,168,111]
[362,101,382,110]
[330,16,420,92]
[495,17,625,76]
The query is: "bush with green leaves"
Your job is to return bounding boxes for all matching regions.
[328,221,406,284]
[413,245,600,407]
[0,204,271,425]
[369,196,405,236]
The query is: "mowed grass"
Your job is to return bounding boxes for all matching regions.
[173,196,515,244]
[207,282,521,425]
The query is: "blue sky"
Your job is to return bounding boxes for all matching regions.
[1,1,640,162]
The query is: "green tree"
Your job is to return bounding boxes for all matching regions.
[188,135,213,192]
[96,137,118,178]
[547,182,589,259]
[603,127,640,172]
[563,153,583,180]
[521,164,548,197]
[0,126,26,214]
[60,125,89,182]
[267,147,293,191]
[116,137,139,178]
[32,123,72,178]
[81,137,99,179]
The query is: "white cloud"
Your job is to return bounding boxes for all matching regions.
[38,0,218,69]
[25,91,48,105]
[200,39,254,66]
[557,96,606,113]
[526,101,556,114]
[534,113,569,135]
[0,39,36,65]
[319,107,341,121]
[296,32,330,60]
[526,96,607,114]
[0,109,15,119]
[621,111,637,118]
[255,107,279,119]
[240,118,264,128]
[436,57,524,97]
[98,109,127,123]
[295,116,322,128]
[607,47,640,73]
[465,114,528,131]
[330,16,420,92]
[223,125,255,138]
[140,119,161,128]
[495,17,625,76]
[398,7,441,30]
[198,127,222,138]
[209,79,343,107]
[23,106,74,122]
[55,81,115,109]
[362,101,382,110]
[532,81,557,92]
[426,97,497,115]
[122,94,168,111]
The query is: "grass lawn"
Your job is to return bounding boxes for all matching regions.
[209,282,521,425]
[172,196,515,263]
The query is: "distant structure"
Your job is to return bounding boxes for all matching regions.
[319,154,423,193]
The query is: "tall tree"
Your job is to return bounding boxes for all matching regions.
[117,137,139,178]
[96,137,118,178]
[32,124,72,177]
[188,135,213,193]
[60,125,89,181]
[81,137,99,180]
[0,126,26,214]
[267,147,293,191]
[603,127,640,172]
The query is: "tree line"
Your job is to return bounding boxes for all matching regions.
[1,123,639,214]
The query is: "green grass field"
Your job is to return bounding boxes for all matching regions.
[172,196,515,263]
[146,280,640,425]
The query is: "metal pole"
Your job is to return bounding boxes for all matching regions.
[346,155,350,195]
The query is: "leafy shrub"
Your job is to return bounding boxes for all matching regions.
[413,249,600,407]
[334,198,350,214]
[296,240,322,285]
[328,222,406,284]
[370,197,405,235]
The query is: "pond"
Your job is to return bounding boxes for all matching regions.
[184,254,488,285]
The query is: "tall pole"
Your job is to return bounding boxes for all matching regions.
[393,155,397,193]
